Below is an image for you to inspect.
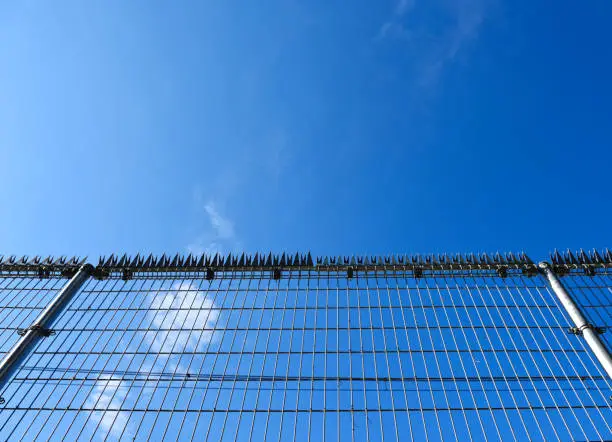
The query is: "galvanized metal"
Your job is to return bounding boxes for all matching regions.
[0,263,93,390]
[0,252,610,441]
[539,261,612,380]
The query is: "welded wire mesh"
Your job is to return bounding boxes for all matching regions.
[0,257,611,441]
[560,267,612,371]
[0,277,67,360]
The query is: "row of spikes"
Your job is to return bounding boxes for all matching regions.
[98,252,315,269]
[97,251,532,270]
[0,256,85,267]
[316,252,532,267]
[550,249,612,266]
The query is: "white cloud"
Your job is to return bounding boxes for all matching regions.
[85,376,133,440]
[146,281,219,353]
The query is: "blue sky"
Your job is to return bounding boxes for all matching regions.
[1,1,611,260]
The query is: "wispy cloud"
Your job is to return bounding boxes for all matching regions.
[187,199,242,256]
[204,202,235,240]
[378,0,491,86]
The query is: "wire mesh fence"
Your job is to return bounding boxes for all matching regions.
[0,251,610,441]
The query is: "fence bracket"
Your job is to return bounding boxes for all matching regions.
[540,262,612,381]
[17,325,56,337]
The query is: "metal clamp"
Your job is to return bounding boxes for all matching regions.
[121,269,133,281]
[347,267,354,279]
[17,325,56,337]
[568,324,605,336]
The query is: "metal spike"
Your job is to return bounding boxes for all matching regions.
[592,249,602,264]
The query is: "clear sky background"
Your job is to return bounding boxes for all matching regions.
[1,1,610,261]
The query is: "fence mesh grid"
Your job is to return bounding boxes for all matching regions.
[0,255,611,441]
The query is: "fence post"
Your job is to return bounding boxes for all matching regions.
[539,261,612,380]
[0,263,93,393]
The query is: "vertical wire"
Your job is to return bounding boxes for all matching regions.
[438,270,500,441]
[454,269,521,441]
[346,271,356,442]
[277,270,298,442]
[354,272,371,442]
[242,271,275,442]
[394,271,428,440]
[292,271,309,442]
[179,269,226,442]
[215,272,257,442]
[429,273,485,440]
[492,272,598,437]
[385,269,415,441]
[466,271,547,440]
[162,271,235,441]
[336,272,341,442]
[261,271,290,442]
[419,274,462,441]
[141,275,208,441]
[373,270,400,442]
[307,271,319,442]
[193,269,241,441]
[322,271,329,442]
[518,274,612,438]
[202,269,246,442]
[227,273,263,442]
[363,271,386,442]
[406,273,444,441]
[244,272,276,442]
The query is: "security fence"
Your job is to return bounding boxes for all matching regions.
[0,250,610,441]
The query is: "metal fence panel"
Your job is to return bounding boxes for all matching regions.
[0,252,610,441]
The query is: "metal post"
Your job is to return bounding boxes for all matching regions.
[0,263,93,392]
[539,261,612,380]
